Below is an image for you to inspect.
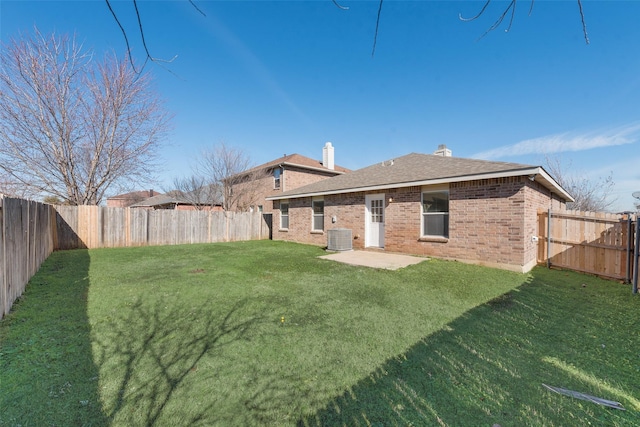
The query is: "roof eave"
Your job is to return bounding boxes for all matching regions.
[227,161,346,181]
[266,167,575,202]
[279,162,346,175]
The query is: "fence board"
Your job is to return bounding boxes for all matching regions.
[538,209,636,281]
[51,206,270,249]
[0,196,56,319]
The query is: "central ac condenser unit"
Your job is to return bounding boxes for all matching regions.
[327,228,352,251]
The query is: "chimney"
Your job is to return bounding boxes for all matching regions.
[322,142,335,170]
[433,144,452,157]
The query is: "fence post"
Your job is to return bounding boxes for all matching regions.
[627,215,633,284]
[547,208,552,269]
[0,195,5,318]
[633,215,639,295]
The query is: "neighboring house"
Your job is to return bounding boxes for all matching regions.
[129,190,223,211]
[266,146,574,273]
[106,189,162,208]
[228,142,350,213]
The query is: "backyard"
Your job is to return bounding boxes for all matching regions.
[0,240,638,426]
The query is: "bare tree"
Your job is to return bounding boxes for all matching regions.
[0,28,170,205]
[0,172,37,199]
[194,143,270,212]
[545,155,615,212]
[170,175,222,210]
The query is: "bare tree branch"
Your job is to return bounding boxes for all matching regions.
[372,0,384,57]
[188,0,207,17]
[460,0,589,44]
[545,155,615,212]
[577,0,590,44]
[331,0,349,11]
[192,143,270,212]
[105,0,200,74]
[171,176,222,210]
[0,28,171,205]
[105,0,140,74]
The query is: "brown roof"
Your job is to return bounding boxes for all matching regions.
[241,153,350,176]
[129,186,223,208]
[107,189,162,200]
[267,152,573,201]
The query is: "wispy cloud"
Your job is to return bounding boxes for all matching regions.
[473,123,640,160]
[202,13,313,126]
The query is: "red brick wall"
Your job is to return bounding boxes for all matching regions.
[523,180,566,270]
[232,166,341,213]
[273,176,566,272]
[282,167,337,192]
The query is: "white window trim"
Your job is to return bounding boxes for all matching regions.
[311,198,324,232]
[280,202,289,230]
[421,185,449,238]
[273,168,282,190]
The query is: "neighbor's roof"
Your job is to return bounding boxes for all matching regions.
[129,186,224,208]
[107,189,161,200]
[240,153,350,176]
[129,193,186,208]
[266,152,574,202]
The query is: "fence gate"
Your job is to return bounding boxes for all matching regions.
[538,210,638,292]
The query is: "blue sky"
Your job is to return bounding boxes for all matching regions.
[2,1,639,211]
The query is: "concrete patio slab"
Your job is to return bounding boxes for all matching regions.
[318,250,428,270]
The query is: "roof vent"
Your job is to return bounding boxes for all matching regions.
[434,144,452,157]
[327,228,352,251]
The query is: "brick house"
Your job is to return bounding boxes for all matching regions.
[129,191,223,211]
[266,147,573,273]
[106,189,162,208]
[229,142,350,213]
[128,184,224,210]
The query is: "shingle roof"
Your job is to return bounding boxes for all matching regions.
[241,153,350,175]
[107,189,161,200]
[131,187,222,208]
[129,193,187,208]
[267,152,573,201]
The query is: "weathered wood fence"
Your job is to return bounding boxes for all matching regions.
[0,196,57,319]
[1,197,272,318]
[54,206,271,249]
[537,209,637,282]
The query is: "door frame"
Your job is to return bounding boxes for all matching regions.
[365,193,385,248]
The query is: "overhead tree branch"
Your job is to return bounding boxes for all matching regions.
[460,0,589,44]
[372,0,384,57]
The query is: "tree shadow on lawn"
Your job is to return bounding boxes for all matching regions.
[92,295,275,426]
[298,268,640,427]
[0,249,108,426]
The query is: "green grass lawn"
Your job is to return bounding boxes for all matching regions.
[1,240,639,426]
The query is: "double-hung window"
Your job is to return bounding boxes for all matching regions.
[280,202,289,229]
[312,199,324,232]
[273,168,281,190]
[422,189,449,238]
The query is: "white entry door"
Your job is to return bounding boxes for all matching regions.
[365,194,385,248]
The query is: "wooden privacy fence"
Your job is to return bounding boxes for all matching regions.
[54,206,272,249]
[0,195,56,319]
[537,209,637,282]
[1,199,272,319]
